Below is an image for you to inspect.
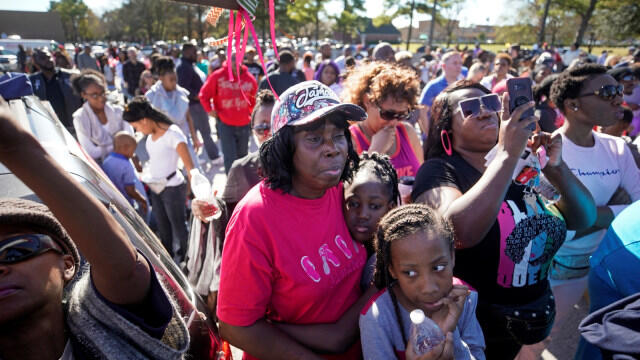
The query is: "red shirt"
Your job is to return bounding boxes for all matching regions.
[199,61,257,126]
[217,182,366,359]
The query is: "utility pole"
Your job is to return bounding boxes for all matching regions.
[407,0,416,50]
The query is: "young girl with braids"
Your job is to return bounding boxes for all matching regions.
[359,204,486,360]
[343,151,398,291]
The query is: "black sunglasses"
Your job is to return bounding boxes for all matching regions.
[0,234,63,264]
[457,94,501,118]
[376,104,411,121]
[252,123,271,134]
[578,84,623,100]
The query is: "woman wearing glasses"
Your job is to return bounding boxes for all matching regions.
[342,61,424,178]
[411,79,595,359]
[529,64,640,360]
[0,99,189,359]
[71,69,133,162]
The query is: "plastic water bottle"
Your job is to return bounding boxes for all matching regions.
[533,173,561,205]
[409,309,445,356]
[189,169,220,221]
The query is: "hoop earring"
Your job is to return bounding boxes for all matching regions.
[441,129,453,156]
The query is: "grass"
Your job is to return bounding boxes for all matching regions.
[404,43,629,57]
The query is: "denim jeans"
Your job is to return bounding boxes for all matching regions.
[189,103,219,160]
[149,182,188,261]
[216,121,250,174]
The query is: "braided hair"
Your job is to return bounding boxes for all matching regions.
[373,204,455,344]
[349,151,400,205]
[259,113,360,194]
[122,96,173,126]
[424,80,491,160]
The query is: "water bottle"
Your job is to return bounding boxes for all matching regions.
[409,309,445,356]
[189,169,220,221]
[533,173,561,205]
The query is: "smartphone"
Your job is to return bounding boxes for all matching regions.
[507,77,536,131]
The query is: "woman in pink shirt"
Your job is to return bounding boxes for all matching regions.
[342,61,424,178]
[217,81,374,359]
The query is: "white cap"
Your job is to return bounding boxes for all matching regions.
[410,309,426,324]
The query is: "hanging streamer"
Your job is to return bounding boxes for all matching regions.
[241,8,279,100]
[268,0,279,60]
[227,10,234,82]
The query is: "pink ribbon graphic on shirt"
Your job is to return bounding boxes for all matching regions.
[334,235,353,259]
[301,256,321,283]
[319,244,341,275]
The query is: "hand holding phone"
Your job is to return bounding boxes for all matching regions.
[507,77,536,131]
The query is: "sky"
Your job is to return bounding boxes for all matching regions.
[1,0,513,27]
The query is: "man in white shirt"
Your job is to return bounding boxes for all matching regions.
[562,43,582,68]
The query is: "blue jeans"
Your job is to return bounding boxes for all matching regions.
[149,182,188,261]
[216,121,250,174]
[189,103,219,160]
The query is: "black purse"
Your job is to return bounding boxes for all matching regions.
[489,288,556,345]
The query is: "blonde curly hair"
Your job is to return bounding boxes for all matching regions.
[340,61,420,109]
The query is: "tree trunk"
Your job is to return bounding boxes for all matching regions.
[186,5,193,41]
[574,0,598,47]
[538,0,552,44]
[406,0,416,50]
[315,0,320,44]
[196,5,204,45]
[428,0,438,46]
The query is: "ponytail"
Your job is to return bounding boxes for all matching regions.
[122,96,173,125]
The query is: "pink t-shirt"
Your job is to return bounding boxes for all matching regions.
[217,182,366,358]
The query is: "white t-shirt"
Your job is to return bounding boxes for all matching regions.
[146,125,187,187]
[556,131,640,257]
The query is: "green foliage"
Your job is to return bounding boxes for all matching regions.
[495,24,537,44]
[594,0,640,40]
[49,0,90,42]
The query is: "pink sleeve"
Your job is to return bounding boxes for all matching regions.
[216,205,274,326]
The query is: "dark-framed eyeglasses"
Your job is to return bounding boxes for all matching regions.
[457,93,501,118]
[577,84,623,101]
[252,123,271,134]
[0,234,64,264]
[376,104,411,121]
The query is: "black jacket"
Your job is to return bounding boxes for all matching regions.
[29,68,82,129]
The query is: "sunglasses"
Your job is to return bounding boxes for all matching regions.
[578,84,624,100]
[457,94,501,118]
[0,234,64,264]
[377,105,411,121]
[252,123,271,134]
[622,75,636,82]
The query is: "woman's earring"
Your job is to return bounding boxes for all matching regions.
[441,129,453,156]
[573,106,579,111]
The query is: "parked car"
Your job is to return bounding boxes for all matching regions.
[0,95,231,360]
[0,46,19,72]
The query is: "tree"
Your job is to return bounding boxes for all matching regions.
[49,0,90,42]
[438,0,464,47]
[594,0,640,40]
[286,0,326,42]
[332,0,366,43]
[538,0,552,44]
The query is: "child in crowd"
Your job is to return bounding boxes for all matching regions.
[101,131,149,219]
[359,204,485,360]
[145,57,200,168]
[343,152,398,291]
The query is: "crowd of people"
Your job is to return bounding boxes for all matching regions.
[2,37,640,360]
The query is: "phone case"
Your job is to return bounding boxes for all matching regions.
[507,77,536,131]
